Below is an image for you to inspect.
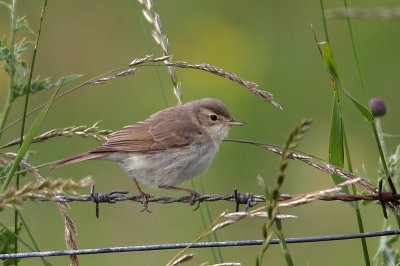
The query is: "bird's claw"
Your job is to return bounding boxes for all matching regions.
[138,192,152,213]
[189,191,201,211]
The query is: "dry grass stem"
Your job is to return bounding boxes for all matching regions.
[167,210,229,266]
[137,0,182,105]
[2,121,112,148]
[85,54,281,109]
[238,139,400,215]
[57,202,78,266]
[4,151,83,264]
[166,61,282,110]
[211,220,236,232]
[116,68,137,77]
[278,179,361,207]
[169,254,195,266]
[5,152,44,182]
[225,140,379,197]
[89,68,137,85]
[0,176,93,211]
[129,55,170,66]
[223,211,296,220]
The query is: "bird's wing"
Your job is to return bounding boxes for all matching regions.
[90,108,202,153]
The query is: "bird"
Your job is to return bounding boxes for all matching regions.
[50,98,245,211]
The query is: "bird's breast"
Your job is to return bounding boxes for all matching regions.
[119,141,220,187]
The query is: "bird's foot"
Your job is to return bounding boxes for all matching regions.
[138,191,152,213]
[133,178,152,213]
[188,190,202,211]
[159,185,202,211]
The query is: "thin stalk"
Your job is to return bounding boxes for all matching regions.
[14,0,48,262]
[371,123,390,177]
[0,161,52,181]
[6,0,19,259]
[0,0,18,140]
[0,221,37,253]
[19,0,47,151]
[17,210,53,265]
[274,220,293,266]
[137,6,169,107]
[343,0,368,104]
[372,120,400,228]
[375,118,387,160]
[343,130,370,266]
[0,79,63,194]
[319,0,329,43]
[321,1,370,263]
[199,178,224,263]
[190,180,220,264]
[0,100,13,138]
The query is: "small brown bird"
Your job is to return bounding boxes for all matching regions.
[50,98,245,211]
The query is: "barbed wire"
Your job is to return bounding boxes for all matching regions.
[29,181,399,218]
[1,229,399,260]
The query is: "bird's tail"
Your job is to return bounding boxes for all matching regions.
[49,152,104,169]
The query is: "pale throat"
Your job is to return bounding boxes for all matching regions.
[204,124,230,144]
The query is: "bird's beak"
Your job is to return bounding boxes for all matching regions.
[223,119,246,126]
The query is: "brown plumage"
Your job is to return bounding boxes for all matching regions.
[51,98,232,167]
[50,98,244,211]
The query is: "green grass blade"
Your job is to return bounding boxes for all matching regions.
[0,82,62,193]
[319,43,373,122]
[329,97,346,186]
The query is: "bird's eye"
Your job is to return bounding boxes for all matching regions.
[209,114,218,121]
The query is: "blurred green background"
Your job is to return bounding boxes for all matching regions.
[1,0,400,265]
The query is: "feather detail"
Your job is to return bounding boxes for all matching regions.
[49,152,105,169]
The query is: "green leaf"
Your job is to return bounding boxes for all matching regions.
[319,42,374,122]
[0,46,10,61]
[17,40,35,52]
[55,74,82,86]
[0,224,22,265]
[329,97,346,186]
[0,81,63,193]
[13,74,82,97]
[16,17,35,35]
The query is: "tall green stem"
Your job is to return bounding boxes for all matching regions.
[6,0,19,260]
[343,0,368,104]
[13,0,48,261]
[0,0,18,140]
[343,131,370,266]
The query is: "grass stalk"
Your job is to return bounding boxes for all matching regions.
[0,0,18,139]
[319,4,370,264]
[0,81,62,194]
[199,178,223,263]
[343,0,368,104]
[6,0,19,259]
[190,179,220,264]
[137,6,169,107]
[13,0,48,260]
[257,119,311,265]
[343,129,370,266]
[319,0,329,43]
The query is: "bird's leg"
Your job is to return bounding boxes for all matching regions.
[159,185,201,210]
[132,178,151,213]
